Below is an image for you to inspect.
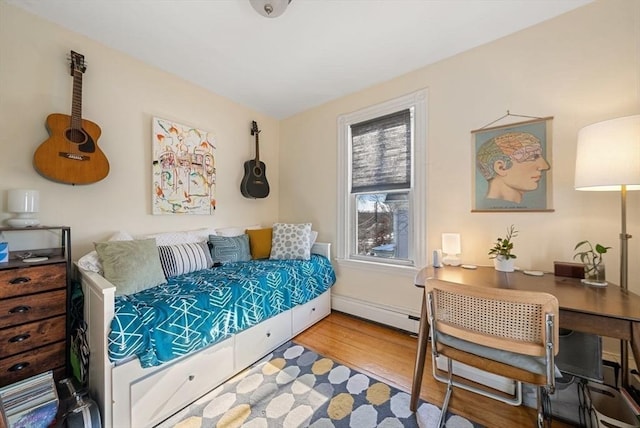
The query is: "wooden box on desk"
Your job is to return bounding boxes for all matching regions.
[553,261,585,279]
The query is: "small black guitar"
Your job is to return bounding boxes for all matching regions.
[241,121,270,198]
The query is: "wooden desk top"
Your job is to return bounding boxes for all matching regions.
[415,266,640,323]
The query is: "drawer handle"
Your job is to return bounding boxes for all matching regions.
[9,277,31,285]
[312,307,316,312]
[9,334,30,343]
[266,332,271,338]
[9,305,31,314]
[188,375,195,381]
[8,362,29,372]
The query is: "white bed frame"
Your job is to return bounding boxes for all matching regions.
[79,243,332,428]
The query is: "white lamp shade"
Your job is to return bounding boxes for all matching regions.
[6,189,40,227]
[442,233,461,254]
[575,114,640,191]
[8,189,39,213]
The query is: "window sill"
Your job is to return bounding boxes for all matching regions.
[335,258,420,277]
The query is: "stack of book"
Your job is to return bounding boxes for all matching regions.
[0,371,58,428]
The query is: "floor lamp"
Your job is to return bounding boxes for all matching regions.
[575,114,640,387]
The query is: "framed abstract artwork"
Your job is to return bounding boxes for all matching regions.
[152,117,217,215]
[471,116,554,212]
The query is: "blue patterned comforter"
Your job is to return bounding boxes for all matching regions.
[108,255,336,367]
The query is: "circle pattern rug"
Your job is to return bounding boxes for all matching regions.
[157,342,482,428]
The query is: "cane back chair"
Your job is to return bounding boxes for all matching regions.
[426,280,559,427]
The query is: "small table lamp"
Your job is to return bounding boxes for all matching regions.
[6,189,40,227]
[442,233,461,266]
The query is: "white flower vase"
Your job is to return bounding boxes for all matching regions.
[493,256,515,272]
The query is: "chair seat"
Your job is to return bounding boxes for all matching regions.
[437,343,547,386]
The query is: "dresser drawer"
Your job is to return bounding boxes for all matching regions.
[0,289,66,328]
[0,315,66,358]
[0,340,65,387]
[0,264,66,299]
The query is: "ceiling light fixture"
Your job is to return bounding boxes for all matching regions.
[249,0,292,18]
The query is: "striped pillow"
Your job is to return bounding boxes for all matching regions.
[158,242,212,278]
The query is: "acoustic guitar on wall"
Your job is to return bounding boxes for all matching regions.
[34,50,109,185]
[240,121,270,198]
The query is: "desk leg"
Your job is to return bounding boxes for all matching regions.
[411,291,429,412]
[629,323,640,387]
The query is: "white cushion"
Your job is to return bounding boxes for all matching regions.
[215,225,260,237]
[141,227,217,246]
[270,223,312,260]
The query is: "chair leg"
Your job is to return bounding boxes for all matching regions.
[536,386,552,428]
[438,357,454,428]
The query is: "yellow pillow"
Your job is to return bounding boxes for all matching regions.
[246,228,273,259]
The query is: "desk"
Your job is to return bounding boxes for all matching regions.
[410,266,640,411]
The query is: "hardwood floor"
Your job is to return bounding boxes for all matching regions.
[294,311,574,427]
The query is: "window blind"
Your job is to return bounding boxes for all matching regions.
[351,109,411,193]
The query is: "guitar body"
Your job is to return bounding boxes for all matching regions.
[34,113,109,185]
[241,120,270,198]
[241,159,270,198]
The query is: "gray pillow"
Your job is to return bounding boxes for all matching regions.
[95,238,167,295]
[270,223,312,260]
[208,234,251,263]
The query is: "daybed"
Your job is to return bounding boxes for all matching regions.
[77,225,335,428]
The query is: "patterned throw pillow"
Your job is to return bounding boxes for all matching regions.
[158,242,212,278]
[208,234,251,263]
[270,223,312,260]
[94,238,166,295]
[246,228,273,259]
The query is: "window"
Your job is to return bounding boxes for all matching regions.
[337,90,427,272]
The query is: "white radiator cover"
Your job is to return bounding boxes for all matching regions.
[331,294,420,334]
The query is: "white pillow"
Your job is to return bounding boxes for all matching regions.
[215,225,260,237]
[270,223,312,260]
[141,228,216,246]
[78,231,133,274]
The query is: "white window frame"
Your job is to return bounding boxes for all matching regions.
[337,89,427,276]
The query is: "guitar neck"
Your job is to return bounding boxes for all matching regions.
[254,132,260,163]
[71,70,83,130]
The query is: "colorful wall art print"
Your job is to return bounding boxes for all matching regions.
[152,117,216,215]
[472,117,554,212]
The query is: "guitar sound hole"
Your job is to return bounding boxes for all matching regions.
[66,128,87,144]
[252,166,263,177]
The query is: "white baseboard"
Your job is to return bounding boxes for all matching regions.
[331,294,420,334]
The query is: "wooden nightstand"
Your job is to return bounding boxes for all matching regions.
[0,226,71,387]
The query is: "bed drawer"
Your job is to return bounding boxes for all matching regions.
[127,338,234,428]
[235,310,291,370]
[292,291,331,335]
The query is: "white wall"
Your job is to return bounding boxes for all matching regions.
[0,2,280,258]
[280,0,640,319]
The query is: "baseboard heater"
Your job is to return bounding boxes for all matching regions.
[330,294,420,334]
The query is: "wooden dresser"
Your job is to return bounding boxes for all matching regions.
[0,226,71,387]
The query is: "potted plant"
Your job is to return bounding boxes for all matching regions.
[488,225,517,272]
[573,240,610,285]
